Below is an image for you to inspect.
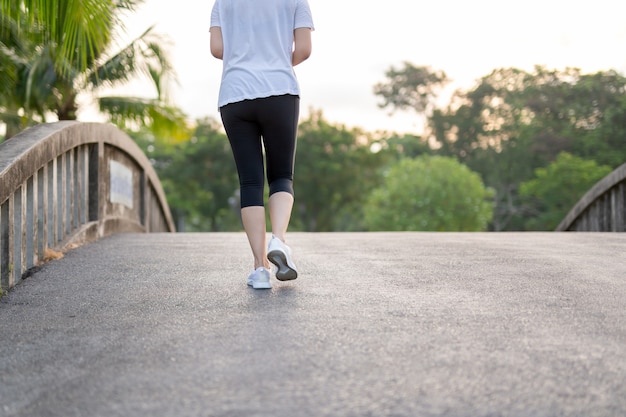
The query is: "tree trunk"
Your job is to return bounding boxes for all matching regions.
[57,92,78,120]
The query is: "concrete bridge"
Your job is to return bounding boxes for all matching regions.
[1,123,625,416]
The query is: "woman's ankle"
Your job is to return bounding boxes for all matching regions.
[272,234,286,243]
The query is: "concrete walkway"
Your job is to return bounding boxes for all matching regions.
[1,232,625,417]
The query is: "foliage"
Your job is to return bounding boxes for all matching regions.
[0,0,186,141]
[0,9,48,137]
[378,132,433,160]
[131,111,395,233]
[293,110,389,231]
[375,64,626,230]
[132,118,240,232]
[364,156,494,231]
[373,62,449,116]
[485,68,626,229]
[0,0,128,74]
[101,94,190,144]
[519,153,612,230]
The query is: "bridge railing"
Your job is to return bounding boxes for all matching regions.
[0,122,175,291]
[557,162,626,232]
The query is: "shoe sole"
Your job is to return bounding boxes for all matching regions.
[268,249,298,281]
[248,280,272,289]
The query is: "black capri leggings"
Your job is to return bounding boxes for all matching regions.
[220,94,300,208]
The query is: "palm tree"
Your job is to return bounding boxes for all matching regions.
[0,0,189,141]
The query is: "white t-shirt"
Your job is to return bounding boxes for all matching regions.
[210,0,314,108]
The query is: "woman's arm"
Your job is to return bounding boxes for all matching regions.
[210,27,223,60]
[292,27,312,66]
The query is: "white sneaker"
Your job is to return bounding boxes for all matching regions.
[247,267,272,289]
[267,236,298,281]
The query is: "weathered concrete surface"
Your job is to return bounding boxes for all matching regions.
[1,232,625,417]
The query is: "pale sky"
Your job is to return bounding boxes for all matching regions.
[91,0,626,135]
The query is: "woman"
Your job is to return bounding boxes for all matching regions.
[210,0,314,289]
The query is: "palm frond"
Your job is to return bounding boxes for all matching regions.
[0,45,18,100]
[114,0,143,11]
[59,0,115,70]
[0,111,24,124]
[144,38,178,101]
[89,40,139,86]
[0,0,124,75]
[98,96,191,143]
[23,46,57,114]
[89,26,177,101]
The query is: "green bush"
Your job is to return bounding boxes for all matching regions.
[364,156,494,231]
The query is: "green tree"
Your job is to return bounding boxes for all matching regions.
[519,152,612,230]
[294,110,388,231]
[522,68,626,168]
[0,0,187,141]
[378,132,432,160]
[374,62,449,116]
[426,66,626,230]
[364,156,493,231]
[138,112,390,233]
[135,118,240,232]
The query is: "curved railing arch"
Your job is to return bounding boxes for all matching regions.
[557,162,626,232]
[1,121,175,291]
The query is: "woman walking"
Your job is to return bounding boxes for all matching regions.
[210,0,314,289]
